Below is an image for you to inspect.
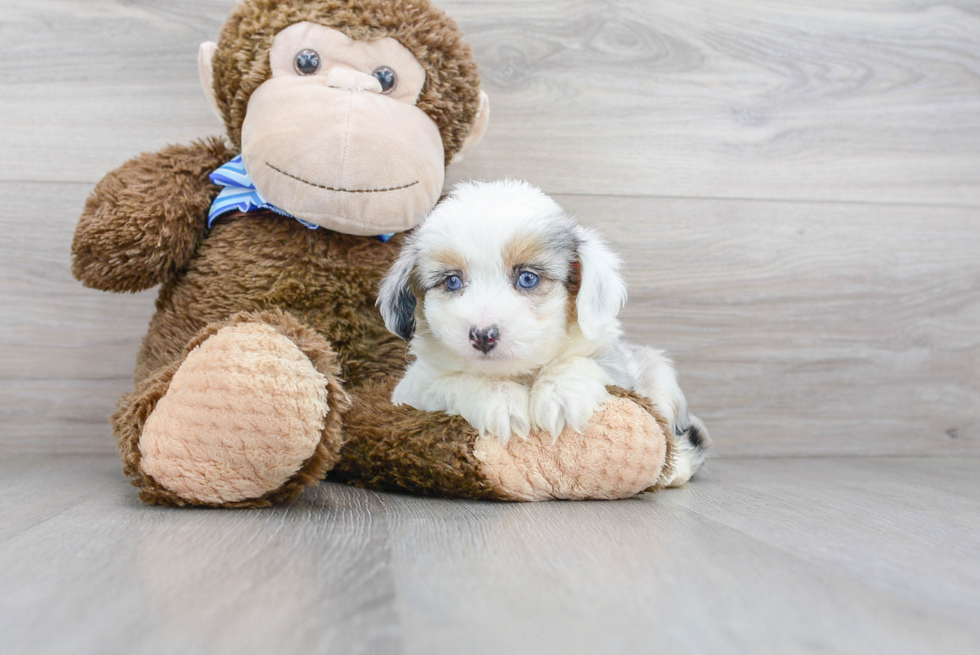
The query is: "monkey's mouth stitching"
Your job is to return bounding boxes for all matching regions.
[266,163,419,194]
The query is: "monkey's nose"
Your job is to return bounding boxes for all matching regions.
[322,67,383,93]
[469,325,499,354]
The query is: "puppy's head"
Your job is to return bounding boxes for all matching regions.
[378,180,626,375]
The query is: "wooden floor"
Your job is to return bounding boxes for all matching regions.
[1,454,978,655]
[1,1,979,653]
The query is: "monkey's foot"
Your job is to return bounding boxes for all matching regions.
[118,312,348,507]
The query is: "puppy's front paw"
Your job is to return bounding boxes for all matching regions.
[467,382,531,446]
[530,375,611,440]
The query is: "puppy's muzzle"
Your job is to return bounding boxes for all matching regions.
[469,325,499,354]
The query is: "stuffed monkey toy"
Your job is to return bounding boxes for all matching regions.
[71,0,676,508]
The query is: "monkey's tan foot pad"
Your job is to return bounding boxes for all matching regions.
[138,322,331,505]
[473,397,670,501]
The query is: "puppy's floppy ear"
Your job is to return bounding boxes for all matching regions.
[377,243,419,341]
[574,225,627,341]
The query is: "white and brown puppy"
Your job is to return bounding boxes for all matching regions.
[378,180,709,485]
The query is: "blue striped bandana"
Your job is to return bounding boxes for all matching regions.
[208,156,394,242]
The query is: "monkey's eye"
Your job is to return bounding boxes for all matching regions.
[517,271,539,289]
[294,49,321,76]
[445,275,463,291]
[373,66,397,94]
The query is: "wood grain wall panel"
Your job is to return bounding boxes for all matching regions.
[564,194,980,456]
[448,0,980,205]
[3,184,977,455]
[1,1,978,204]
[0,1,977,456]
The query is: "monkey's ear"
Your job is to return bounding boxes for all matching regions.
[451,91,490,165]
[198,42,223,122]
[574,225,627,341]
[377,245,419,341]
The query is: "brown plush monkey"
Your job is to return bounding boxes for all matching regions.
[71,0,673,508]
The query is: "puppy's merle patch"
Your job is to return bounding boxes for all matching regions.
[376,242,420,341]
[686,422,707,451]
[390,287,417,341]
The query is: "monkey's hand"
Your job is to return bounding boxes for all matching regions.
[72,137,236,293]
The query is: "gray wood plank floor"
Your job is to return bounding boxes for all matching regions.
[1,455,978,655]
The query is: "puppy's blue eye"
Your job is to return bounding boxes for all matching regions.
[517,271,539,289]
[445,275,463,291]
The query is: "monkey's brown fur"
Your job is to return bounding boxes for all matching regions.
[72,0,671,507]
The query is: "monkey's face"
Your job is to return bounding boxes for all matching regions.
[235,23,446,235]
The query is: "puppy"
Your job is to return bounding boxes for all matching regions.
[378,180,710,486]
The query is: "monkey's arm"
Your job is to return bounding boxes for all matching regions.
[334,378,675,501]
[72,137,237,293]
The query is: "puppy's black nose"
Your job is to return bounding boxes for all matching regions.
[469,325,499,353]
